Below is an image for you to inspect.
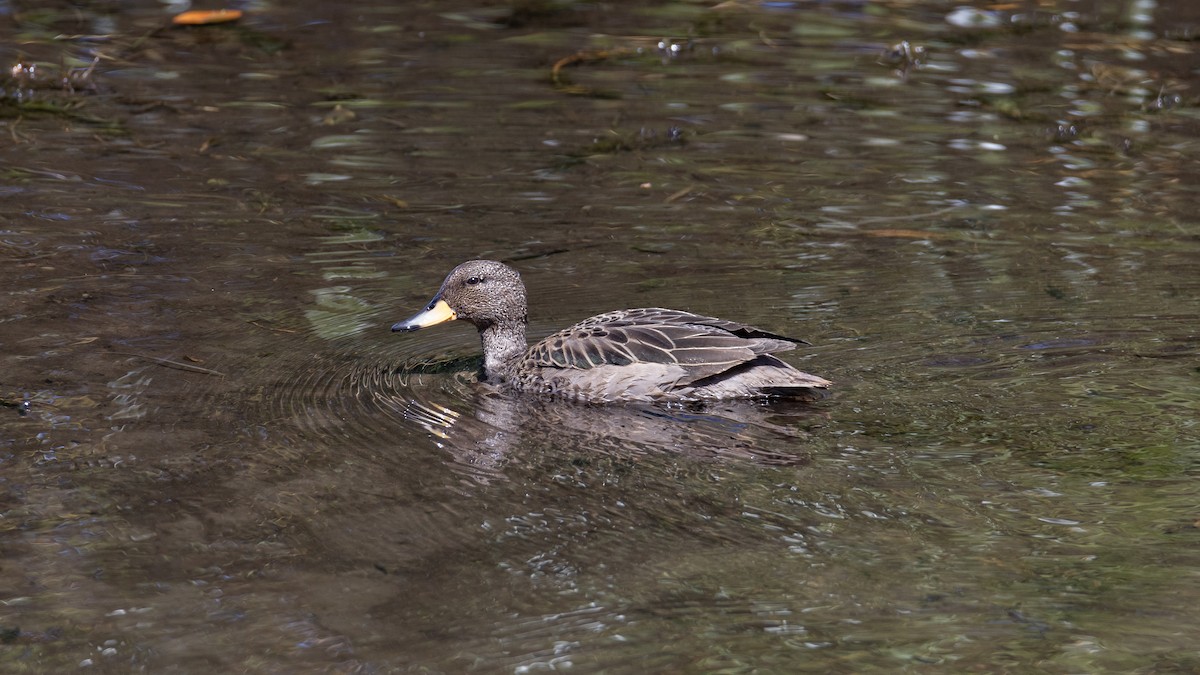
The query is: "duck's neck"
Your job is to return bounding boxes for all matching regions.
[478,320,527,381]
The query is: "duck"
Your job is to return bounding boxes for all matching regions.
[392,260,831,403]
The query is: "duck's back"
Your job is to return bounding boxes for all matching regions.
[513,308,831,402]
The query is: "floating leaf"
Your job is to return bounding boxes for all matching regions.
[172,9,244,26]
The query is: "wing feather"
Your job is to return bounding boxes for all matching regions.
[527,307,807,386]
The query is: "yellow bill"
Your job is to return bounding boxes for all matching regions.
[392,298,457,332]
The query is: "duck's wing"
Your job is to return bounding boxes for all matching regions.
[596,308,810,345]
[527,308,804,382]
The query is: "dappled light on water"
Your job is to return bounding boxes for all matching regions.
[1,0,1198,671]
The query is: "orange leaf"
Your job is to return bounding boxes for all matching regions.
[172,9,244,25]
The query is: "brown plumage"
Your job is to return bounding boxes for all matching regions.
[392,260,831,403]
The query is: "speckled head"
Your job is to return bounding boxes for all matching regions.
[392,260,528,332]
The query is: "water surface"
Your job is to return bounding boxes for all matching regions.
[2,0,1198,672]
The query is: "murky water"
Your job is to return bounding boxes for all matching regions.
[2,0,1198,672]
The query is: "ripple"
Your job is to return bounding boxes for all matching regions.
[215,318,831,491]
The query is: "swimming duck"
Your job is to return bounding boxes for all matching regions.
[392,260,831,403]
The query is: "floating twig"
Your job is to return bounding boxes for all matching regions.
[247,319,298,334]
[551,48,633,95]
[112,352,226,377]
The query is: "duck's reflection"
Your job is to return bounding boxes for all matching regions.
[388,383,830,479]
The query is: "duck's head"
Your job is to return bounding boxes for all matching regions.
[392,259,528,332]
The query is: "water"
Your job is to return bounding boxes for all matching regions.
[2,0,1198,672]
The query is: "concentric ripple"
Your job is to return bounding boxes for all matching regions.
[197,317,833,485]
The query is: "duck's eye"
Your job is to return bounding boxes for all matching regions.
[465,276,484,286]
